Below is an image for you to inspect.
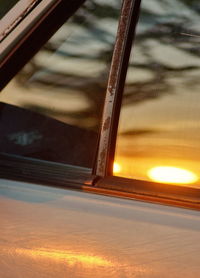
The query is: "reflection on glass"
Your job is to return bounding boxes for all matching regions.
[113,162,122,174]
[115,0,200,186]
[15,247,113,267]
[0,0,121,168]
[147,166,198,185]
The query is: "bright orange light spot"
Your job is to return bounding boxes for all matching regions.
[147,166,198,184]
[113,162,121,174]
[15,248,113,267]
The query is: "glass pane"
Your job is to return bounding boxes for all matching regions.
[0,0,121,169]
[115,0,200,187]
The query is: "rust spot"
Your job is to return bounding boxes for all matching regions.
[107,85,115,96]
[98,147,107,174]
[103,117,111,131]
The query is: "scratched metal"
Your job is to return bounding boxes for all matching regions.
[96,0,140,177]
[1,179,200,278]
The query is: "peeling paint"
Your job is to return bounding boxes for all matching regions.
[103,117,111,131]
[107,85,116,96]
[98,147,107,174]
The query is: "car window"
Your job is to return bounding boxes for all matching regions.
[114,0,200,187]
[0,0,121,169]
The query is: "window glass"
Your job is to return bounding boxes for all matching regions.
[0,0,121,169]
[115,0,200,187]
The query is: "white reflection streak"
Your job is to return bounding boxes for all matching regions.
[180,32,200,38]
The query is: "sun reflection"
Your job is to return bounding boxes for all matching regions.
[113,162,122,174]
[147,166,198,184]
[15,248,113,267]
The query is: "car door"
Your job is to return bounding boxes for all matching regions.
[1,0,200,277]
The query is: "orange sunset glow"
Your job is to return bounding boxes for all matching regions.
[113,157,199,186]
[15,247,113,268]
[147,166,198,184]
[113,162,122,174]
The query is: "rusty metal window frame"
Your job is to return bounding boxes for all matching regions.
[95,0,142,177]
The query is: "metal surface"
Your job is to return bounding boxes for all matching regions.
[1,178,200,278]
[95,176,200,211]
[95,0,141,177]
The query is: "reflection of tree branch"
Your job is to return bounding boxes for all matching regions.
[137,25,200,42]
[14,0,200,130]
[42,44,114,63]
[119,128,159,136]
[22,104,100,130]
[130,63,199,72]
[124,81,168,105]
